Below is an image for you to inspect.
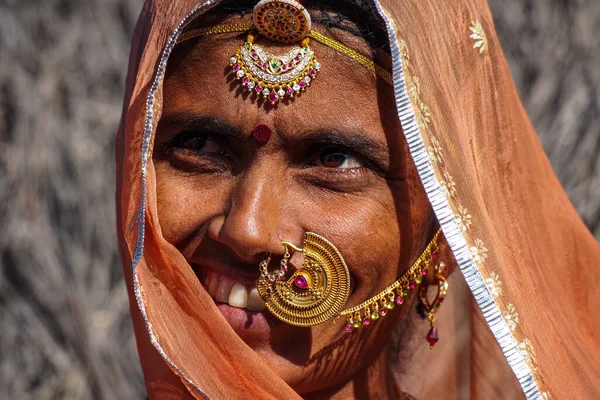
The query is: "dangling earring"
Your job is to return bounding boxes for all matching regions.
[419,260,448,349]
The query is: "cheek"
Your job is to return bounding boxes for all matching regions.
[154,165,231,245]
[303,189,402,295]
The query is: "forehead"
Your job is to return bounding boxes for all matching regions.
[162,15,397,139]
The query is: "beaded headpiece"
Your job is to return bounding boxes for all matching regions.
[176,0,392,105]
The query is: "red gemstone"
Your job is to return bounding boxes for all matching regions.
[269,92,279,103]
[233,63,240,71]
[379,308,387,316]
[252,124,272,144]
[432,252,438,260]
[362,318,371,326]
[294,275,308,289]
[395,296,404,305]
[426,326,439,347]
[299,81,307,88]
[242,77,250,85]
[287,87,295,95]
[255,85,263,93]
[345,324,354,332]
[309,69,316,77]
[409,282,416,289]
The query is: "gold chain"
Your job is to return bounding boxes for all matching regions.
[176,23,393,85]
[308,30,393,85]
[339,229,442,331]
[176,22,253,45]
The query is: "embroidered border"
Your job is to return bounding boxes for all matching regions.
[372,3,542,398]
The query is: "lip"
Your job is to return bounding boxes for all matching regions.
[192,263,283,339]
[193,260,260,285]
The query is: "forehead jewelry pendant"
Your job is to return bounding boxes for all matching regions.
[229,0,321,105]
[256,233,351,327]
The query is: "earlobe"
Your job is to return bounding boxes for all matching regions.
[422,235,457,285]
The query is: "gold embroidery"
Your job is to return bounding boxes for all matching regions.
[399,39,410,67]
[518,339,539,379]
[469,21,488,54]
[519,339,553,398]
[440,170,457,198]
[427,136,443,166]
[455,204,472,232]
[140,285,148,305]
[416,102,431,129]
[485,271,503,298]
[405,76,431,129]
[407,75,419,102]
[469,238,488,265]
[502,303,519,332]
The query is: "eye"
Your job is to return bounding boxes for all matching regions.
[173,132,225,155]
[317,147,363,169]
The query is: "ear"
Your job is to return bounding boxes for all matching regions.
[422,233,458,285]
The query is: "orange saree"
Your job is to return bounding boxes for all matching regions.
[116,0,600,398]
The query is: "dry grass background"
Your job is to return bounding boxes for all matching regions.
[0,0,598,399]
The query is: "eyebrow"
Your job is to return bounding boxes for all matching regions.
[158,112,391,170]
[298,129,390,171]
[158,112,243,141]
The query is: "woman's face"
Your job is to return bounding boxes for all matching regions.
[152,14,433,393]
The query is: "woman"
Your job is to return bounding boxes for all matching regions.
[116,0,600,398]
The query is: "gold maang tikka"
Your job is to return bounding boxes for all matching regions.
[175,0,393,105]
[257,229,443,333]
[230,0,320,104]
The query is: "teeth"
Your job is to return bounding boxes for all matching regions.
[215,279,233,303]
[201,271,266,312]
[204,274,212,292]
[208,275,220,297]
[228,283,249,308]
[247,288,266,312]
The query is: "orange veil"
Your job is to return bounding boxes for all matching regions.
[116,0,600,398]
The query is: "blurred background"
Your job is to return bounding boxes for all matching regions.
[0,0,598,398]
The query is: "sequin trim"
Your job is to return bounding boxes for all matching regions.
[469,21,488,54]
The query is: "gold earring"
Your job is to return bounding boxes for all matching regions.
[419,260,448,349]
[256,233,351,327]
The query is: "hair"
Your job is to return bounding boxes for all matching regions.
[188,0,390,52]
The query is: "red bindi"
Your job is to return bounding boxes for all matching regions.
[252,124,272,144]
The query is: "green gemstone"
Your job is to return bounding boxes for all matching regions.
[403,290,409,296]
[352,321,361,329]
[385,302,395,310]
[416,277,422,284]
[371,312,380,320]
[271,61,279,69]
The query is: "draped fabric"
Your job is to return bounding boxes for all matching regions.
[116,0,600,398]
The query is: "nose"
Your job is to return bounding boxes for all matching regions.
[208,164,295,263]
